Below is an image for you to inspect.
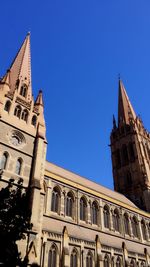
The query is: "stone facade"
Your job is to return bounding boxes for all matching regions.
[0,34,150,267]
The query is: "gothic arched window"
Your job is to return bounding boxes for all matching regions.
[104,254,109,267]
[116,256,121,267]
[80,197,87,221]
[48,244,57,267]
[103,205,110,229]
[113,209,120,232]
[70,248,78,267]
[15,158,22,175]
[91,201,98,225]
[126,171,132,186]
[20,84,27,97]
[132,216,139,238]
[0,152,8,170]
[115,149,121,169]
[51,187,60,214]
[141,220,147,240]
[86,251,93,267]
[4,100,11,112]
[121,144,129,165]
[31,115,37,127]
[14,105,22,118]
[66,192,74,217]
[128,142,135,161]
[21,109,28,122]
[124,213,130,235]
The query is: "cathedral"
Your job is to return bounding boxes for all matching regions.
[0,34,150,267]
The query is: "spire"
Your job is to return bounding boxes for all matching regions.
[35,90,44,106]
[2,33,32,100]
[118,79,136,126]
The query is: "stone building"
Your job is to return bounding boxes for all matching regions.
[0,34,150,266]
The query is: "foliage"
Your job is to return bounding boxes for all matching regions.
[0,178,32,267]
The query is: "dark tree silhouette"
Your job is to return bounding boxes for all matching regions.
[0,178,32,267]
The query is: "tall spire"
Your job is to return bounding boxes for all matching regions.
[118,79,136,126]
[2,33,32,100]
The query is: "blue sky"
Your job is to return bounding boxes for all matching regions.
[0,0,150,189]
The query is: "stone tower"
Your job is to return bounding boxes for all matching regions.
[0,34,47,263]
[110,80,150,212]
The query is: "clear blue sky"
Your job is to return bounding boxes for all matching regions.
[0,0,150,189]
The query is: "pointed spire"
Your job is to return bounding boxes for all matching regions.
[35,90,44,106]
[2,33,32,100]
[118,79,136,126]
[0,69,10,85]
[113,115,117,129]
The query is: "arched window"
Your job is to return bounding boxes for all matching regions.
[115,149,121,169]
[21,109,28,122]
[20,84,27,97]
[113,209,120,232]
[121,144,129,165]
[66,192,74,217]
[91,201,98,225]
[104,254,109,267]
[126,171,132,186]
[51,187,60,214]
[86,251,93,267]
[130,259,135,267]
[15,158,22,175]
[14,105,22,118]
[141,220,147,240]
[48,244,57,267]
[116,256,121,267]
[31,115,37,127]
[103,205,110,229]
[0,152,8,170]
[80,197,87,221]
[70,248,78,267]
[132,217,139,238]
[4,100,11,112]
[128,142,135,161]
[124,213,130,235]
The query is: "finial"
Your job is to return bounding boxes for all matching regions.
[27,31,30,36]
[113,115,117,129]
[118,73,121,81]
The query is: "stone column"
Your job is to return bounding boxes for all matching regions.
[99,200,104,230]
[60,190,65,216]
[87,200,91,224]
[46,180,52,214]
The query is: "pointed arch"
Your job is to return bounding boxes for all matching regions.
[4,100,11,112]
[104,254,110,267]
[91,201,99,225]
[15,158,22,175]
[70,248,78,267]
[124,213,130,235]
[0,152,9,170]
[86,250,93,267]
[20,83,27,97]
[21,109,28,122]
[80,196,87,221]
[14,105,22,118]
[121,144,129,165]
[116,256,122,267]
[51,186,61,214]
[66,191,74,218]
[128,142,135,161]
[113,208,120,232]
[131,216,139,238]
[141,219,147,240]
[103,205,110,229]
[48,243,58,267]
[31,115,37,127]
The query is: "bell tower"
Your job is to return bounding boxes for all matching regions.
[0,34,47,264]
[110,80,150,212]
